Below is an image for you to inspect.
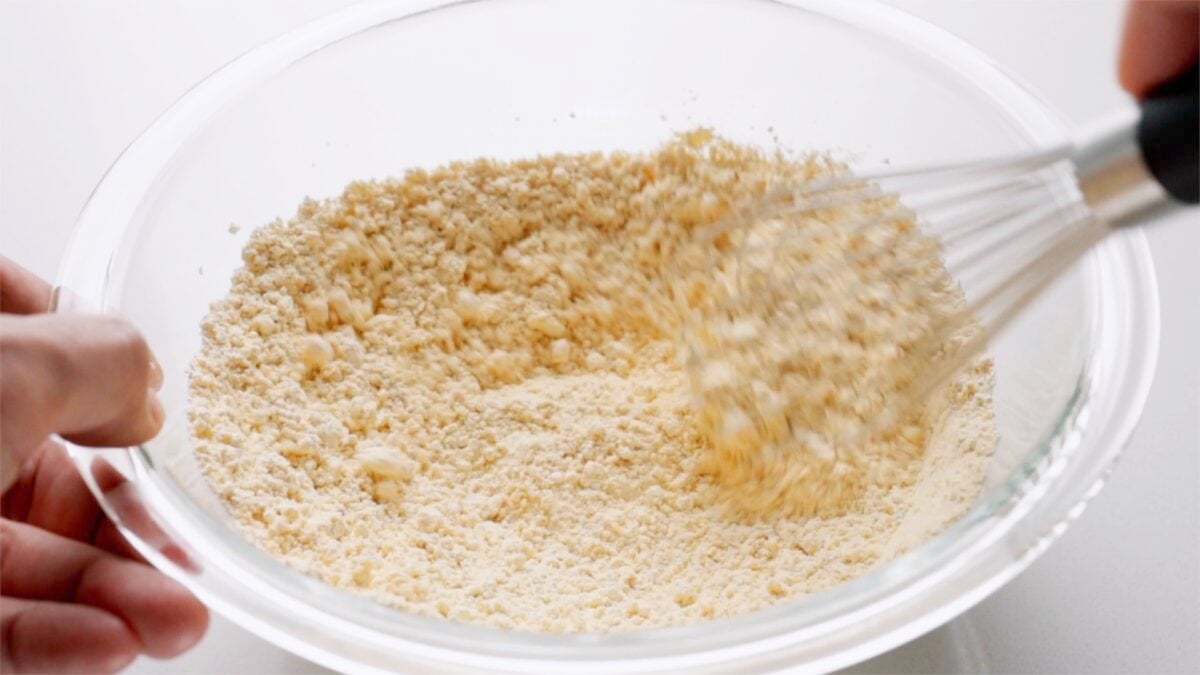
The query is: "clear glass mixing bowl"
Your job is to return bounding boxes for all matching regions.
[53,0,1160,672]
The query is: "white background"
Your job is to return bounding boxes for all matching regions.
[1,1,1197,673]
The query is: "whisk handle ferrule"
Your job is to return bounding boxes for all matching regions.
[1073,118,1169,226]
[1073,60,1198,226]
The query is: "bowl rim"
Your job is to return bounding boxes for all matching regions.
[55,0,1160,672]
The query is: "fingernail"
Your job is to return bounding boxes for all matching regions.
[147,389,165,428]
[149,353,164,391]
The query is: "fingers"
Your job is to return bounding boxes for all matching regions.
[90,457,195,570]
[0,256,53,315]
[0,314,164,488]
[94,518,148,563]
[0,519,209,659]
[1,440,148,562]
[0,596,141,674]
[1118,0,1200,98]
[0,260,201,672]
[0,439,104,542]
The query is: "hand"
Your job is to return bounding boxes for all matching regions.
[1,256,208,673]
[1118,0,1199,97]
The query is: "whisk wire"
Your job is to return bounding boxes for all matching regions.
[684,147,1102,448]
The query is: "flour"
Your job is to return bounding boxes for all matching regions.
[189,131,995,632]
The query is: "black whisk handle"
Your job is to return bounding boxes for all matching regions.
[1138,59,1198,204]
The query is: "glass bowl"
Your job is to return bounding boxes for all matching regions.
[54,0,1159,671]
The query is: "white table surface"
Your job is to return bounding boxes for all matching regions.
[2,1,1197,673]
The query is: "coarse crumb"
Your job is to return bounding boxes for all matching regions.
[680,173,987,517]
[189,130,995,632]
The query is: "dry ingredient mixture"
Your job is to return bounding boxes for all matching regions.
[189,130,995,632]
[682,175,990,517]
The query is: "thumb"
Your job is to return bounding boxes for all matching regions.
[1117,0,1200,98]
[0,314,164,490]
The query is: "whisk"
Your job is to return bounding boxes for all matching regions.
[686,62,1197,462]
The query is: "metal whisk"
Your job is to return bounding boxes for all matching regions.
[686,63,1197,455]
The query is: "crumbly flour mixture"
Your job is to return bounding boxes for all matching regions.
[190,130,995,632]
